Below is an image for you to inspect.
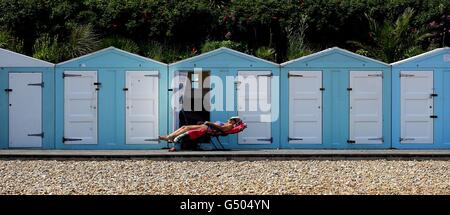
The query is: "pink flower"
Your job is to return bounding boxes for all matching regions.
[429,21,438,28]
[225,32,232,39]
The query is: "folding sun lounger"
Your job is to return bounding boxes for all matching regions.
[171,121,247,151]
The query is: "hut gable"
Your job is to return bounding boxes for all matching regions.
[391,47,450,68]
[57,47,166,68]
[170,47,278,68]
[0,48,54,67]
[281,47,388,68]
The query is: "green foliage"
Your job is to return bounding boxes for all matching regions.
[32,34,60,63]
[144,42,196,63]
[62,24,100,60]
[348,7,432,63]
[0,0,449,63]
[255,46,276,62]
[201,40,247,53]
[100,36,140,54]
[286,14,312,60]
[0,30,23,52]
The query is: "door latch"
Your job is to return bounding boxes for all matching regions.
[347,140,356,144]
[400,137,415,142]
[94,82,101,91]
[347,87,352,91]
[288,137,303,141]
[144,138,160,142]
[430,115,438,118]
[4,88,12,92]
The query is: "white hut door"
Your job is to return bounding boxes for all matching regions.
[237,71,272,144]
[8,73,42,148]
[125,71,159,144]
[64,71,98,144]
[400,71,434,144]
[288,71,322,144]
[349,71,383,144]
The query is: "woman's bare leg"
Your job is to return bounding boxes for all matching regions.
[160,125,206,141]
[168,125,205,140]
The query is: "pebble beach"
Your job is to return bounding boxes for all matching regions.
[0,159,448,195]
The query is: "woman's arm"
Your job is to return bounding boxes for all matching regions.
[205,121,233,133]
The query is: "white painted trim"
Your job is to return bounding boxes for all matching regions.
[281,47,390,67]
[56,46,167,67]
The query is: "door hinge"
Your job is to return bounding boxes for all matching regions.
[257,73,273,77]
[347,140,356,144]
[430,115,438,118]
[368,137,384,142]
[63,73,82,78]
[288,73,303,78]
[144,138,160,142]
[400,137,415,142]
[28,132,44,138]
[123,88,129,91]
[368,74,383,78]
[257,137,273,142]
[288,137,303,141]
[347,87,352,91]
[63,137,83,142]
[168,88,173,92]
[320,87,325,91]
[144,74,159,78]
[28,82,44,87]
[400,73,415,78]
[4,88,12,92]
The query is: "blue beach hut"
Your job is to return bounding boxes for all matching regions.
[168,47,280,149]
[54,47,168,149]
[0,48,55,149]
[391,47,450,149]
[280,47,391,149]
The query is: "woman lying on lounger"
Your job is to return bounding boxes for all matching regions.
[159,116,241,142]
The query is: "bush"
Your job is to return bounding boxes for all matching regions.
[255,46,276,62]
[201,40,247,53]
[32,34,60,63]
[100,36,140,54]
[286,14,313,60]
[0,30,23,53]
[63,24,100,60]
[144,42,196,63]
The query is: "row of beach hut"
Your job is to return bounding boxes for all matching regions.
[1,46,449,150]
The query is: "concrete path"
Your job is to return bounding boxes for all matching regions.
[0,149,449,160]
